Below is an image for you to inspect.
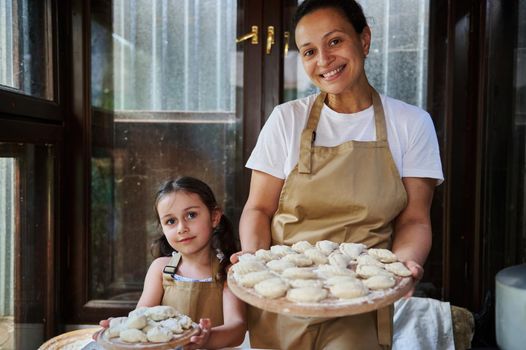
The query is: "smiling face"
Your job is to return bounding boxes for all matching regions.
[295,7,371,96]
[157,191,221,258]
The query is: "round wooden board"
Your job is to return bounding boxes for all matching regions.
[38,327,101,350]
[94,323,200,350]
[227,269,413,317]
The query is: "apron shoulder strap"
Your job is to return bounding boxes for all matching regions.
[372,90,388,142]
[162,252,181,276]
[299,92,327,174]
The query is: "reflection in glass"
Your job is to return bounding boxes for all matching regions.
[90,0,241,301]
[0,0,53,100]
[284,0,429,109]
[0,144,54,350]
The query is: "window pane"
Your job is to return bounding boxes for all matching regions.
[90,0,241,301]
[284,0,430,109]
[0,143,54,350]
[0,0,53,100]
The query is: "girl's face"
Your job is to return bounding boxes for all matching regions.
[295,7,371,95]
[157,191,221,257]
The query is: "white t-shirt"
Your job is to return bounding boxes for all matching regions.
[246,94,444,183]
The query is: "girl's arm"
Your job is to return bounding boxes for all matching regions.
[136,257,170,307]
[391,177,436,293]
[189,282,247,349]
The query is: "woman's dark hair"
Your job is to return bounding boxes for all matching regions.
[292,0,368,34]
[151,176,239,282]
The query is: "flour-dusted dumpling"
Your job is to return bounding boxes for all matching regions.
[238,270,275,288]
[315,240,339,255]
[356,254,384,267]
[339,242,367,259]
[255,249,278,262]
[282,253,313,267]
[109,316,127,328]
[125,315,147,329]
[356,264,392,278]
[291,240,313,253]
[266,259,295,272]
[105,324,123,339]
[128,306,148,318]
[328,251,351,268]
[330,280,368,299]
[282,267,317,280]
[142,319,160,333]
[254,277,289,299]
[146,326,173,343]
[177,315,193,329]
[147,305,179,321]
[324,275,359,286]
[367,248,398,263]
[270,245,296,257]
[289,279,323,288]
[384,262,412,277]
[160,318,183,334]
[286,286,328,303]
[232,260,267,275]
[120,328,147,343]
[315,264,356,278]
[238,253,262,263]
[304,248,329,265]
[363,275,396,290]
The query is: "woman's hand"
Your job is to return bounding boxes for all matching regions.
[403,260,424,298]
[185,318,212,350]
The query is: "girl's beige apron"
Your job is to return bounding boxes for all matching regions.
[248,90,408,350]
[162,252,224,327]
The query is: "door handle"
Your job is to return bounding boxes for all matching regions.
[266,26,275,54]
[236,26,258,44]
[284,31,290,57]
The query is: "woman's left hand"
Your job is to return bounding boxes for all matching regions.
[403,260,424,298]
[184,318,211,350]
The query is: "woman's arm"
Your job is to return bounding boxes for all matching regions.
[392,177,436,282]
[188,282,247,349]
[238,170,284,252]
[136,257,169,307]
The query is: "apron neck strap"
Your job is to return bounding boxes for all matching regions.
[298,89,387,174]
[162,250,221,283]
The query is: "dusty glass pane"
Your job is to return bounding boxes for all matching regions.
[0,0,53,100]
[90,0,241,301]
[284,0,429,109]
[0,144,54,350]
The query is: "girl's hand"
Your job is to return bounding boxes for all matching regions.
[185,318,211,350]
[403,260,424,298]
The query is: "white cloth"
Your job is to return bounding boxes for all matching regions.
[246,94,444,183]
[393,297,455,350]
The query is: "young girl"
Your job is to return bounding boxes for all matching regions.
[132,177,245,349]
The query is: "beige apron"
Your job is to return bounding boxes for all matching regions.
[162,252,224,326]
[249,90,407,350]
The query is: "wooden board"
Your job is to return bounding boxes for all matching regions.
[94,323,200,350]
[227,269,414,317]
[38,327,101,350]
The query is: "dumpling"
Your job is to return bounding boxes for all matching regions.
[339,243,367,259]
[356,264,392,278]
[282,253,313,267]
[146,305,178,321]
[254,278,289,299]
[266,259,295,272]
[146,326,173,342]
[304,248,328,265]
[270,245,296,257]
[286,287,328,303]
[363,275,396,290]
[356,254,384,267]
[254,249,278,262]
[282,267,317,280]
[291,241,313,253]
[120,328,147,343]
[315,240,339,255]
[237,270,275,288]
[328,251,351,268]
[232,260,267,275]
[384,262,412,277]
[367,248,398,263]
[330,280,368,299]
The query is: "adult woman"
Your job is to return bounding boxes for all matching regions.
[238,0,443,349]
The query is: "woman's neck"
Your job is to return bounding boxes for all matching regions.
[326,84,373,114]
